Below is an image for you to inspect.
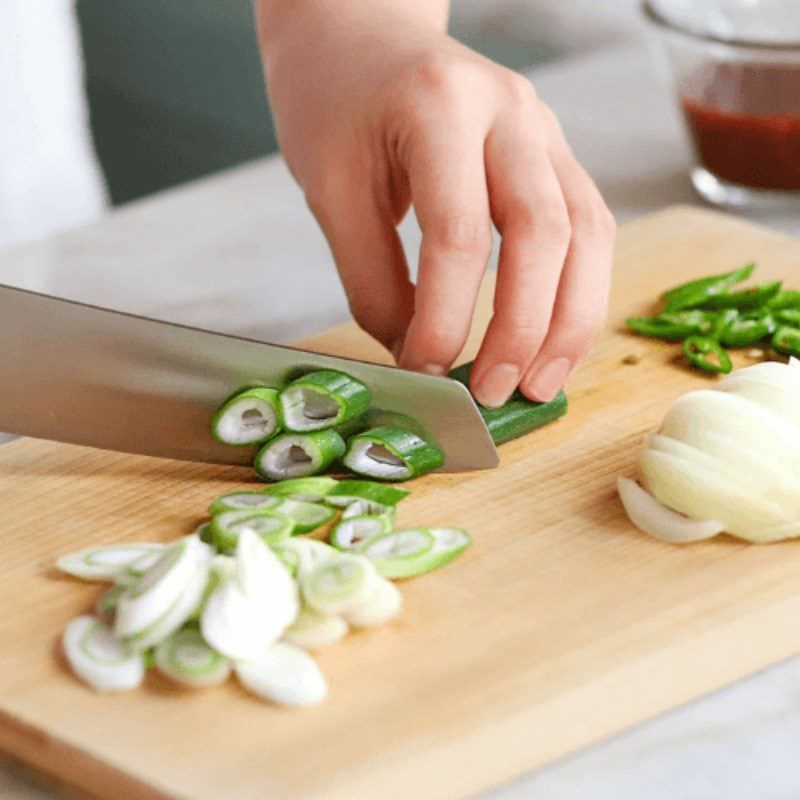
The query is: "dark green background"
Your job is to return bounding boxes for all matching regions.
[77,1,550,205]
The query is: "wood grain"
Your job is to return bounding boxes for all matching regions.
[3,206,800,800]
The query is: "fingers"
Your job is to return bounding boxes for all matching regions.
[469,99,570,408]
[519,117,616,401]
[397,113,493,376]
[308,171,415,356]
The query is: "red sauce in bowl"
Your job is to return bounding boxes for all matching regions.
[681,64,800,191]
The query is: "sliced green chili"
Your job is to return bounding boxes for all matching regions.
[626,311,717,341]
[768,289,800,310]
[776,308,800,327]
[771,326,800,358]
[719,316,772,348]
[662,262,756,312]
[683,336,732,374]
[699,280,782,311]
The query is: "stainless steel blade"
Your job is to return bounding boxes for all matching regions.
[0,283,498,472]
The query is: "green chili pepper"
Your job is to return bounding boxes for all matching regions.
[625,311,717,341]
[698,280,782,311]
[771,326,800,358]
[682,336,732,374]
[768,289,800,310]
[719,316,772,348]
[776,308,800,327]
[662,262,756,312]
[709,309,738,340]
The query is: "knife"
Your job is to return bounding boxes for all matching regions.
[0,283,498,472]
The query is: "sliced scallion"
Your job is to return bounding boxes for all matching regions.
[209,491,279,515]
[279,370,371,432]
[341,499,396,523]
[278,537,339,580]
[359,528,436,579]
[63,616,145,692]
[282,606,349,650]
[210,509,294,552]
[344,577,402,627]
[270,498,336,533]
[154,627,230,688]
[343,427,444,481]
[235,642,328,706]
[330,514,392,551]
[254,430,345,481]
[262,476,339,502]
[95,583,126,623]
[56,543,165,582]
[301,554,378,615]
[324,479,409,508]
[212,386,281,445]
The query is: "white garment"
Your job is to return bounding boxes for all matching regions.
[0,0,106,253]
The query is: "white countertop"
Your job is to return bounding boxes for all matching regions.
[3,29,800,800]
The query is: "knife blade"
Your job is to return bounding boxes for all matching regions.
[0,283,498,472]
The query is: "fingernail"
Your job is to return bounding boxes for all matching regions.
[472,363,520,408]
[525,357,571,401]
[421,363,446,376]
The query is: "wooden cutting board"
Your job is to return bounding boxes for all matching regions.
[3,206,800,800]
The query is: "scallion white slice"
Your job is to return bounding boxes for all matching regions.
[154,627,230,688]
[344,577,402,627]
[235,642,328,707]
[279,370,371,432]
[341,499,396,522]
[360,528,436,579]
[330,514,392,551]
[95,584,126,622]
[57,543,165,582]
[212,386,281,445]
[263,476,339,502]
[282,606,349,650]
[114,536,213,639]
[270,498,336,533]
[324,480,409,508]
[301,554,378,615]
[278,536,339,580]
[209,491,280,515]
[255,430,346,481]
[210,509,294,551]
[343,427,444,481]
[63,616,145,692]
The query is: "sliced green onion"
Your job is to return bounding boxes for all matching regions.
[63,616,145,692]
[114,537,213,639]
[212,386,281,445]
[301,554,378,615]
[344,577,402,627]
[154,627,230,688]
[262,476,339,502]
[95,584,126,623]
[255,430,345,481]
[56,543,165,582]
[279,370,371,432]
[113,547,172,587]
[324,479,409,508]
[341,499,396,523]
[278,537,339,580]
[209,491,280,515]
[270,498,336,533]
[359,528,436,579]
[210,509,294,552]
[121,561,211,651]
[282,606,349,650]
[235,642,328,706]
[330,514,393,551]
[343,427,444,481]
[201,530,298,660]
[193,521,215,545]
[273,545,300,576]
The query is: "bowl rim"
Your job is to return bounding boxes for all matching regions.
[642,0,800,51]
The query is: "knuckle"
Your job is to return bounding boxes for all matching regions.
[493,316,549,349]
[508,201,571,246]
[561,309,606,353]
[421,323,465,357]
[425,214,493,258]
[502,70,538,106]
[405,53,474,107]
[572,198,617,241]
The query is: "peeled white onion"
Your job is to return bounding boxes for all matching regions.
[620,360,800,543]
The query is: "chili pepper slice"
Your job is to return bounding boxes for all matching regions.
[768,289,800,310]
[662,262,756,312]
[683,336,733,374]
[719,316,772,348]
[698,280,782,311]
[709,309,738,340]
[771,326,800,358]
[626,311,717,341]
[776,308,800,327]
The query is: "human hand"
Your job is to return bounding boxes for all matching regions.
[257,0,615,407]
